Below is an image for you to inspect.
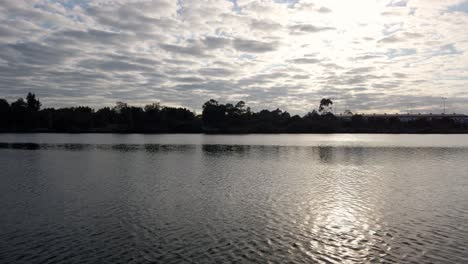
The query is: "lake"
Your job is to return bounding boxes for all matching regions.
[1,134,467,263]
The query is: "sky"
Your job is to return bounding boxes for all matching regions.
[0,0,468,114]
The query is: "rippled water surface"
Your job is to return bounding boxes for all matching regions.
[1,134,468,263]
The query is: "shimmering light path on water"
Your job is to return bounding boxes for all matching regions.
[0,134,467,263]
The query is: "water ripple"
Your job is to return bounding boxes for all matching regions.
[1,140,468,263]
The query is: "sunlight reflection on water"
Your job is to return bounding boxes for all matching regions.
[0,134,468,263]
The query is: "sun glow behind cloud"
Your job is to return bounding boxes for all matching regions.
[0,0,467,114]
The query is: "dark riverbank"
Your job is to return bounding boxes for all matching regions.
[2,128,468,134]
[1,94,467,134]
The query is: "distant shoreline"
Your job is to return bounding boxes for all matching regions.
[2,94,467,135]
[1,129,468,134]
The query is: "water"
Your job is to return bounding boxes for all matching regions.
[0,134,467,263]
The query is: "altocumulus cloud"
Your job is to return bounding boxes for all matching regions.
[0,0,468,114]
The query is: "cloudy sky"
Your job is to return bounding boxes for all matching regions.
[1,0,468,114]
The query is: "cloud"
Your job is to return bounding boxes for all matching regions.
[198,68,236,77]
[1,42,78,66]
[249,19,282,31]
[388,0,409,7]
[378,32,423,44]
[289,24,335,34]
[173,76,205,83]
[159,43,209,57]
[317,7,332,13]
[202,36,231,49]
[232,38,279,53]
[0,0,467,114]
[288,58,321,64]
[77,59,154,72]
[353,54,385,60]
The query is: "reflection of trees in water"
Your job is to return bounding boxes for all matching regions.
[143,144,195,153]
[201,145,301,161]
[0,143,97,151]
[202,145,251,156]
[342,147,365,165]
[111,144,140,152]
[9,143,41,150]
[316,146,366,165]
[318,146,334,163]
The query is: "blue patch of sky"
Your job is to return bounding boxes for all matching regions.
[386,48,417,59]
[447,1,468,13]
[229,0,297,14]
[387,0,408,7]
[274,0,299,7]
[433,44,463,57]
[228,0,241,13]
[48,0,90,9]
[240,54,256,61]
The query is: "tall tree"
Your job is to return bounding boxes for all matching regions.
[0,99,10,128]
[319,98,333,115]
[26,92,41,111]
[202,99,226,128]
[0,99,9,113]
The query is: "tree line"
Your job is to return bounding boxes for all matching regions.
[0,93,466,133]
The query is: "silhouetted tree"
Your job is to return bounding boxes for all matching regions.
[11,98,27,110]
[9,98,29,129]
[319,98,333,115]
[26,93,41,112]
[202,99,226,129]
[0,99,10,129]
[235,101,245,111]
[1,93,466,133]
[0,99,9,111]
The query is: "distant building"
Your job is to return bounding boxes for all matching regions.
[336,113,468,123]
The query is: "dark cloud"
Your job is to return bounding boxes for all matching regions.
[159,43,209,57]
[324,73,385,86]
[202,36,231,49]
[163,59,196,65]
[232,38,279,53]
[173,77,205,83]
[250,19,282,31]
[393,73,408,78]
[372,81,403,89]
[320,63,343,69]
[346,67,376,75]
[1,42,78,66]
[387,0,408,7]
[291,74,309,79]
[237,72,290,86]
[353,54,384,60]
[0,24,18,38]
[77,59,154,72]
[53,29,131,46]
[288,58,321,64]
[289,24,335,34]
[198,68,236,77]
[86,1,176,34]
[317,7,332,13]
[403,32,424,38]
[379,32,423,43]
